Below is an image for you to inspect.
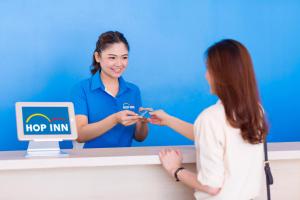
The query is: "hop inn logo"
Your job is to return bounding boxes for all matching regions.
[25,113,68,132]
[122,103,135,110]
[22,107,71,135]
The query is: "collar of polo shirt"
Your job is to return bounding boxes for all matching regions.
[91,70,129,97]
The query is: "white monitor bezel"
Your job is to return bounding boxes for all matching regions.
[16,102,78,141]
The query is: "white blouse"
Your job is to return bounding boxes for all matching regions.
[193,101,264,200]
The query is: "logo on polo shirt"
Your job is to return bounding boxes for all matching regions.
[122,103,135,110]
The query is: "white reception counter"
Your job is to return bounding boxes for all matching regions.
[0,142,299,200]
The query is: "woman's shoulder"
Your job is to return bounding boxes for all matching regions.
[200,101,225,120]
[194,101,226,140]
[124,80,140,93]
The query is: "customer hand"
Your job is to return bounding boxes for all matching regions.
[159,149,183,176]
[148,109,171,126]
[114,110,141,126]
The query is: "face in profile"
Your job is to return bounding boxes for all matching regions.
[205,69,214,94]
[95,42,129,79]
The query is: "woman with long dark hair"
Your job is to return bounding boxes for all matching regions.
[150,39,268,199]
[71,31,149,148]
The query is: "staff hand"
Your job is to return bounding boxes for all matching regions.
[114,110,141,126]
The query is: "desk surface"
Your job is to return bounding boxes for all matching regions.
[0,142,299,170]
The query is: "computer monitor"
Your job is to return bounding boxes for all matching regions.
[15,102,78,157]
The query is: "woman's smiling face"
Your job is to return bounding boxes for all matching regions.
[95,42,129,79]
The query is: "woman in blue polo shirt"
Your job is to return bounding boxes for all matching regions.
[71,31,149,148]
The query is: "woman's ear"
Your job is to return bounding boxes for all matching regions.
[94,52,101,63]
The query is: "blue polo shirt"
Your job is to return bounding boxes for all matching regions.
[71,70,142,148]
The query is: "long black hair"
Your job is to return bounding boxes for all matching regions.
[91,31,130,75]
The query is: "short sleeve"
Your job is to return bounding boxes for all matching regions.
[136,87,142,110]
[196,113,225,188]
[70,83,88,116]
[130,84,142,113]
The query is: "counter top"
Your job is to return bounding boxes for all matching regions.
[0,142,299,170]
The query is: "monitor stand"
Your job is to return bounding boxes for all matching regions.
[26,141,68,158]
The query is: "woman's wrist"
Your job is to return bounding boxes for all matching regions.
[110,113,119,125]
[168,166,181,176]
[170,167,178,176]
[165,114,175,127]
[173,167,185,182]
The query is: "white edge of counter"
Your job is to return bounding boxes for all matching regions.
[0,142,299,170]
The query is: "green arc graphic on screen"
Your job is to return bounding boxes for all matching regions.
[25,113,51,123]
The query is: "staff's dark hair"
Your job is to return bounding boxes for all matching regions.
[91,31,130,75]
[205,39,268,144]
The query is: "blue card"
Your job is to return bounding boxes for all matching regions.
[139,110,151,118]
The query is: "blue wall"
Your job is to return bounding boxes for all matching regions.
[0,1,299,150]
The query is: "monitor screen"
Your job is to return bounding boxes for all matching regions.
[16,102,77,141]
[22,107,71,135]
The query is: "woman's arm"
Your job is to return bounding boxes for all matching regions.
[75,114,117,143]
[134,107,152,141]
[149,110,194,140]
[134,120,148,141]
[159,149,220,196]
[76,110,141,143]
[175,168,220,196]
